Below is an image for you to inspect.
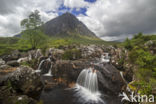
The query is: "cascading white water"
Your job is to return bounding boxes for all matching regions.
[76,68,98,93]
[74,68,104,104]
[35,60,45,72]
[35,58,53,77]
[43,64,52,76]
[100,53,110,63]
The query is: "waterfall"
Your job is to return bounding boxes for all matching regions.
[35,60,45,72]
[35,58,53,77]
[76,68,98,93]
[74,68,104,104]
[43,64,52,76]
[100,53,110,63]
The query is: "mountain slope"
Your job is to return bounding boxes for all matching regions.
[43,12,97,37]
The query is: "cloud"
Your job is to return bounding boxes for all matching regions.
[0,0,61,37]
[0,0,156,41]
[64,0,89,8]
[78,0,156,41]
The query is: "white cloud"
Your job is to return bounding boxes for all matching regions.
[0,0,62,37]
[64,0,89,8]
[78,0,156,41]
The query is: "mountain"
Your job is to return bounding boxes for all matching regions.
[43,12,97,37]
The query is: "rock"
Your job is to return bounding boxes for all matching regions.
[0,58,5,66]
[96,63,125,95]
[8,66,43,97]
[27,49,43,61]
[80,45,103,59]
[17,57,29,63]
[39,58,52,74]
[52,59,125,94]
[144,40,156,54]
[2,50,20,62]
[2,95,37,104]
[51,60,91,87]
[28,50,36,60]
[35,49,43,59]
[0,66,43,103]
[50,48,65,60]
[7,60,19,67]
[0,64,11,70]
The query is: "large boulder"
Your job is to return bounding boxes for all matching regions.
[53,60,91,82]
[80,45,104,59]
[2,50,20,62]
[96,63,125,95]
[6,60,19,67]
[52,59,125,94]
[0,66,43,104]
[8,66,43,97]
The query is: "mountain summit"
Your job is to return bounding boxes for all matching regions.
[43,12,97,37]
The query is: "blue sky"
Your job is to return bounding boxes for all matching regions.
[57,0,96,16]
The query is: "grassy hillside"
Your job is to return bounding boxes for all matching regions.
[122,33,156,95]
[0,35,118,56]
[0,37,20,56]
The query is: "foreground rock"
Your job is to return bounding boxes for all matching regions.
[6,60,19,67]
[0,66,43,104]
[97,63,125,95]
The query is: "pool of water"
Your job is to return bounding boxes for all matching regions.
[40,88,122,104]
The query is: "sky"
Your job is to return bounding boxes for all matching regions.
[0,0,156,41]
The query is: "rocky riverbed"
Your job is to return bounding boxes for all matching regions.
[0,44,133,104]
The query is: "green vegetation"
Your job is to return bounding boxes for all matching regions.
[62,48,81,60]
[0,35,118,56]
[20,59,38,69]
[0,37,19,56]
[21,10,48,49]
[123,33,156,95]
[0,10,119,56]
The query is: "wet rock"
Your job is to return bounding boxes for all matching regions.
[97,63,125,95]
[52,60,91,86]
[0,58,5,66]
[39,59,52,74]
[6,60,19,67]
[52,59,125,94]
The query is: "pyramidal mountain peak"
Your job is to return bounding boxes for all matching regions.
[43,12,97,37]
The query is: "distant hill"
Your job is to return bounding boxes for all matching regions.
[43,12,97,38]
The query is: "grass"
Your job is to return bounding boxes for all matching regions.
[121,33,156,95]
[0,34,119,56]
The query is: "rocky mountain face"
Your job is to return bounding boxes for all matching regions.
[43,12,97,37]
